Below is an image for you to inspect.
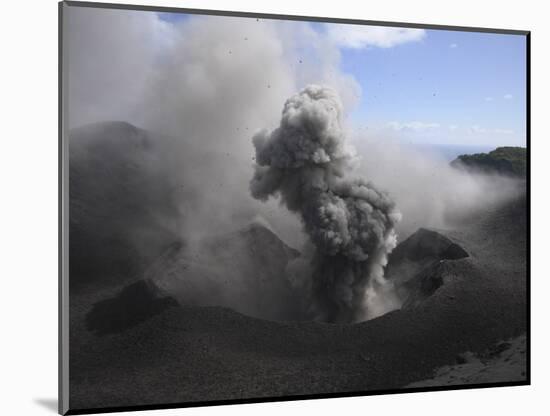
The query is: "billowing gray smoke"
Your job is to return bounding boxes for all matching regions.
[250,85,402,323]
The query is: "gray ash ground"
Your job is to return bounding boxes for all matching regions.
[407,335,527,387]
[68,122,527,411]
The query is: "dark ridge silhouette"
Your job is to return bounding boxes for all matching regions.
[389,228,469,264]
[85,280,178,336]
[451,146,526,177]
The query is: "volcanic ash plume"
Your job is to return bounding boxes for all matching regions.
[250,85,402,323]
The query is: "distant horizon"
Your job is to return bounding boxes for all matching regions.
[68,118,523,156]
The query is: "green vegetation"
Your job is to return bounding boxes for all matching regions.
[451,146,527,177]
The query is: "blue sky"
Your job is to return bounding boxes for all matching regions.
[332,26,527,146]
[157,12,526,147]
[157,11,189,23]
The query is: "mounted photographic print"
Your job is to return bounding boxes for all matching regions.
[59,1,530,414]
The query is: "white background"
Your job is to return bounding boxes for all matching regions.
[1,0,548,415]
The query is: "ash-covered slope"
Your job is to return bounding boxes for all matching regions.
[69,122,181,292]
[144,222,302,321]
[386,228,469,308]
[70,186,527,411]
[407,334,527,387]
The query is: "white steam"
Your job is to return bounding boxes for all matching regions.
[65,8,360,248]
[350,135,522,239]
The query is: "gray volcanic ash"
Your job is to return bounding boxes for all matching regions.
[250,85,401,323]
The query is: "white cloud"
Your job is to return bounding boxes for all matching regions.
[484,97,493,102]
[449,43,458,48]
[326,25,426,49]
[387,121,440,131]
[449,124,459,130]
[504,93,513,99]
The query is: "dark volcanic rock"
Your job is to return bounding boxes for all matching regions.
[400,261,446,308]
[389,228,468,264]
[85,279,178,336]
[386,228,469,307]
